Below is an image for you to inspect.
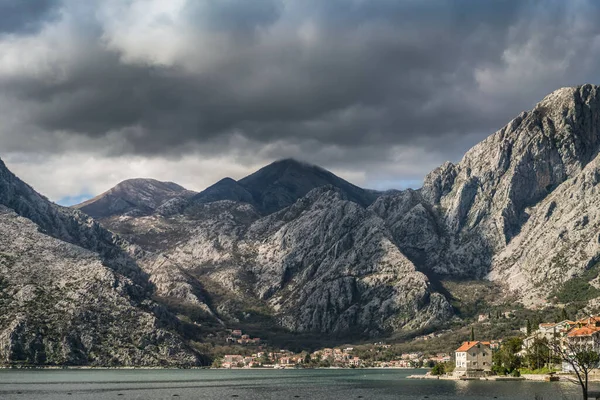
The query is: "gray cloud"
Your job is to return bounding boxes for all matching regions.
[1,0,600,198]
[0,0,61,34]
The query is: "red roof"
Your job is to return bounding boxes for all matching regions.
[568,327,600,337]
[576,316,600,326]
[456,341,490,352]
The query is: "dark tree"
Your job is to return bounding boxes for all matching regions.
[304,353,311,364]
[550,338,600,400]
[493,337,523,375]
[431,363,445,375]
[525,337,555,370]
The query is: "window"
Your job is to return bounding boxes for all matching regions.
[472,353,476,357]
[483,353,487,356]
[483,362,487,365]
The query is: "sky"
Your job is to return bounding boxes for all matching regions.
[1,0,599,205]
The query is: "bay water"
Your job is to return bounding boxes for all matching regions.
[0,368,585,399]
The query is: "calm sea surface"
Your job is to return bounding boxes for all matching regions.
[0,368,587,400]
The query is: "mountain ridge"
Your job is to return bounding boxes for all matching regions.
[191,158,382,215]
[70,84,600,322]
[3,84,600,365]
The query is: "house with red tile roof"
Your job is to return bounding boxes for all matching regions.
[575,316,600,328]
[454,341,492,377]
[566,326,600,350]
[522,320,576,351]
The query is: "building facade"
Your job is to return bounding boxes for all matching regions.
[454,341,492,377]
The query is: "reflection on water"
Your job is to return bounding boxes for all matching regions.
[0,368,585,400]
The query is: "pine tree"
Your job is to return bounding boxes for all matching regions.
[470,327,475,342]
[561,308,569,321]
[526,319,532,335]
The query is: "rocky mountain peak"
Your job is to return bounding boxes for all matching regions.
[112,178,187,193]
[75,178,195,219]
[535,84,599,113]
[236,158,380,214]
[190,158,380,215]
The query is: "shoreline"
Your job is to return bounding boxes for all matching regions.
[408,373,574,382]
[0,365,426,371]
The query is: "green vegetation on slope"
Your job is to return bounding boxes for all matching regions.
[550,263,600,303]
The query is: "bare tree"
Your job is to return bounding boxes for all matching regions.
[550,336,600,400]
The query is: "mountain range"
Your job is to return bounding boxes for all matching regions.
[1,84,600,366]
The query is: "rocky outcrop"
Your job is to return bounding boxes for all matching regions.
[243,187,452,334]
[0,159,206,366]
[0,206,202,366]
[368,189,444,275]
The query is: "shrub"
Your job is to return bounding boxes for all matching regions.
[492,364,507,376]
[431,363,445,375]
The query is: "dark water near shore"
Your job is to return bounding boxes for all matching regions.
[0,368,586,399]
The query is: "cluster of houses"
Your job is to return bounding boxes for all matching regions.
[219,348,363,369]
[453,316,600,377]
[217,316,600,373]
[312,347,363,366]
[221,351,300,369]
[225,329,261,345]
[217,345,452,369]
[521,317,600,350]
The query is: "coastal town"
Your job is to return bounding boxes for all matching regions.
[211,329,452,369]
[212,315,600,380]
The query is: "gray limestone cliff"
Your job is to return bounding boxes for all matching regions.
[0,159,206,366]
[418,84,600,302]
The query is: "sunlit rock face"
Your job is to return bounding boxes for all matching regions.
[419,84,600,302]
[0,159,205,366]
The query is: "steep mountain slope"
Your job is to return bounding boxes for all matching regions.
[489,145,600,303]
[243,187,452,334]
[91,185,452,337]
[0,159,205,366]
[66,84,600,341]
[178,187,451,335]
[417,84,600,301]
[192,159,381,214]
[369,189,444,276]
[74,178,195,219]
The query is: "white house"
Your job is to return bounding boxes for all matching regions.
[454,341,492,377]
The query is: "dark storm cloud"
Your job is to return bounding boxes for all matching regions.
[184,0,282,36]
[0,0,61,34]
[1,0,600,165]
